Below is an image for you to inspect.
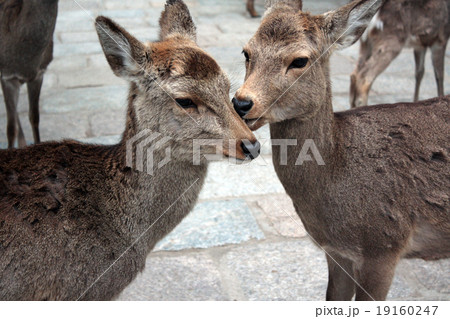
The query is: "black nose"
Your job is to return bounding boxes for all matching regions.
[242,140,261,160]
[232,98,254,118]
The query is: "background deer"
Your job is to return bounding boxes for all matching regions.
[0,0,259,300]
[247,0,259,17]
[233,0,449,300]
[0,0,59,148]
[350,0,450,108]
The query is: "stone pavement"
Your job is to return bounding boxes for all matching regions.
[0,0,449,300]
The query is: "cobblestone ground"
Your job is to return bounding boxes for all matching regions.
[1,0,449,300]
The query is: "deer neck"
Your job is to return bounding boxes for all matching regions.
[105,87,208,247]
[269,91,338,213]
[270,93,336,163]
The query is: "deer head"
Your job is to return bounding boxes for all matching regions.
[233,0,384,130]
[96,0,260,161]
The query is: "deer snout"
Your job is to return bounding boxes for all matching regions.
[232,97,254,117]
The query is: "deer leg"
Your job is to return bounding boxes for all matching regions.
[16,113,26,148]
[413,48,426,102]
[326,253,355,301]
[247,0,259,18]
[354,256,399,301]
[27,74,44,144]
[431,42,447,98]
[351,40,403,108]
[1,78,24,148]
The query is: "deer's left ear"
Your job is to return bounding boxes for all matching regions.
[159,0,197,42]
[95,16,147,81]
[321,0,384,50]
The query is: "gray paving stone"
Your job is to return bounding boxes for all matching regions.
[1,111,91,144]
[408,259,450,296]
[117,252,227,301]
[199,156,285,200]
[58,31,99,44]
[155,199,265,251]
[253,194,307,238]
[388,258,450,301]
[57,66,123,88]
[89,110,127,137]
[41,86,128,113]
[330,53,356,76]
[221,240,328,301]
[49,55,89,72]
[58,0,103,12]
[78,135,121,145]
[53,42,102,58]
[303,0,348,14]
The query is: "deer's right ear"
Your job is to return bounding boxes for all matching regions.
[95,16,146,80]
[265,0,302,11]
[159,0,197,42]
[321,0,383,50]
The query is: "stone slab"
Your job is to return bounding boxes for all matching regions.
[199,156,285,200]
[155,199,265,251]
[254,194,307,238]
[117,252,227,301]
[221,240,328,301]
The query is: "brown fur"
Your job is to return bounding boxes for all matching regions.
[235,0,449,300]
[350,0,450,108]
[0,0,58,148]
[0,0,258,300]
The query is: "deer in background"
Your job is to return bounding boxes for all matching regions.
[0,0,59,148]
[233,0,449,300]
[247,0,260,17]
[350,0,450,108]
[0,0,260,300]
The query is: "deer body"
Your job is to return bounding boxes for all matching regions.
[271,97,449,300]
[234,0,449,300]
[350,0,450,108]
[0,140,207,300]
[0,0,59,148]
[0,0,258,300]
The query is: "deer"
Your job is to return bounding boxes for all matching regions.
[247,0,260,17]
[0,0,59,148]
[350,0,450,108]
[0,0,260,300]
[233,0,449,301]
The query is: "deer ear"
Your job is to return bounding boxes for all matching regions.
[321,0,383,50]
[95,16,146,80]
[265,0,302,11]
[159,0,197,42]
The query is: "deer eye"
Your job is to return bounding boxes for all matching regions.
[288,57,309,70]
[175,99,197,109]
[243,50,250,62]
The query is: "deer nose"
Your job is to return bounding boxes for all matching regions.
[232,98,254,117]
[242,140,261,160]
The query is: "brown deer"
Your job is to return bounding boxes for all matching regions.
[247,0,260,17]
[233,0,449,300]
[0,0,59,148]
[350,0,450,108]
[0,0,260,300]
